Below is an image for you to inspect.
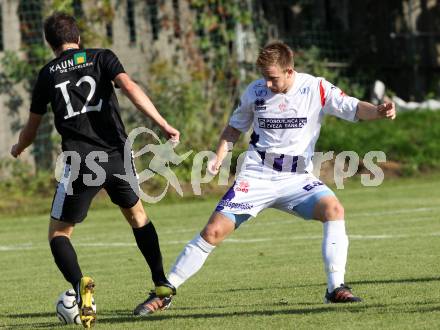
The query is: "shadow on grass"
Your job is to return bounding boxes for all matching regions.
[3,321,69,329]
[6,300,440,328]
[94,303,388,324]
[216,276,440,293]
[349,276,440,285]
[98,301,440,324]
[8,312,54,318]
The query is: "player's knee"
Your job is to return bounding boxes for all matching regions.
[48,218,74,241]
[201,224,226,245]
[201,212,235,245]
[123,204,148,228]
[201,226,219,245]
[132,211,148,227]
[323,202,344,220]
[48,228,72,241]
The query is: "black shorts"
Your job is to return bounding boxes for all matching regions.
[50,152,140,223]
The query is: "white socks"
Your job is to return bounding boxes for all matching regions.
[167,234,215,289]
[167,224,348,293]
[322,220,349,292]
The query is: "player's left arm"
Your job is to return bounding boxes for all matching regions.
[356,101,396,121]
[114,73,180,143]
[11,113,43,158]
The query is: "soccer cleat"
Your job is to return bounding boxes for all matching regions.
[324,284,362,304]
[133,283,176,316]
[78,276,96,328]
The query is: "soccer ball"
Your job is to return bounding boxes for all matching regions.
[55,288,96,325]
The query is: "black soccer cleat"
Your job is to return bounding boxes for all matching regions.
[133,283,176,316]
[324,284,362,304]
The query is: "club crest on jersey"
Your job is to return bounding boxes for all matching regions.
[279,102,287,112]
[234,180,250,193]
[74,52,87,65]
[254,98,266,111]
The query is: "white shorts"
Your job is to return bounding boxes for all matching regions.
[215,170,334,223]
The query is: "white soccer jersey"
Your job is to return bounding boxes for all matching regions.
[229,72,360,173]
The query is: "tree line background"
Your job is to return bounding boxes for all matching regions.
[0,0,438,198]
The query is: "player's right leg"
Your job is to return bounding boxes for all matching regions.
[167,211,237,287]
[49,219,96,328]
[49,160,100,327]
[134,176,270,315]
[133,211,237,316]
[48,219,81,293]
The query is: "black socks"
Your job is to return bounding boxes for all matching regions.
[50,236,83,290]
[132,221,167,285]
[50,222,167,291]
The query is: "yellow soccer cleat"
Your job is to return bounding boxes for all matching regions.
[79,276,96,328]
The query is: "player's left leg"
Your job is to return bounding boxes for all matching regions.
[274,175,361,304]
[119,201,177,315]
[119,200,170,288]
[312,196,361,303]
[104,152,171,292]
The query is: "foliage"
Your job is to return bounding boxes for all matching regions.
[187,0,255,111]
[295,46,367,99]
[122,59,237,183]
[317,110,440,174]
[0,159,55,198]
[189,0,252,60]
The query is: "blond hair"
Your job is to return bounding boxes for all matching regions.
[256,41,294,70]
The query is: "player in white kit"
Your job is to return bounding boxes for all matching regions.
[134,41,396,314]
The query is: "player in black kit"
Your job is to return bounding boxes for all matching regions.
[11,12,177,328]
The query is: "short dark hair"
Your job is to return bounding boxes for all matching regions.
[256,41,294,70]
[44,12,80,49]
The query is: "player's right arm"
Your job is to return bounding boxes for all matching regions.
[114,73,180,143]
[11,113,43,158]
[208,125,242,175]
[208,85,253,175]
[11,67,48,158]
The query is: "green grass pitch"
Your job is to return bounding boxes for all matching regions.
[1,175,439,329]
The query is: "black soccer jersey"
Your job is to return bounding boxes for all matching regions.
[30,48,128,156]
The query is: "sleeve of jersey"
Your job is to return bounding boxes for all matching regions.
[29,69,49,115]
[228,89,253,133]
[319,79,359,122]
[101,49,126,81]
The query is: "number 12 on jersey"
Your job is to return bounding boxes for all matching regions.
[55,75,103,119]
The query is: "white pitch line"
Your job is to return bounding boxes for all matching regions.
[349,207,440,218]
[1,233,439,252]
[0,243,34,251]
[166,206,439,233]
[1,207,438,252]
